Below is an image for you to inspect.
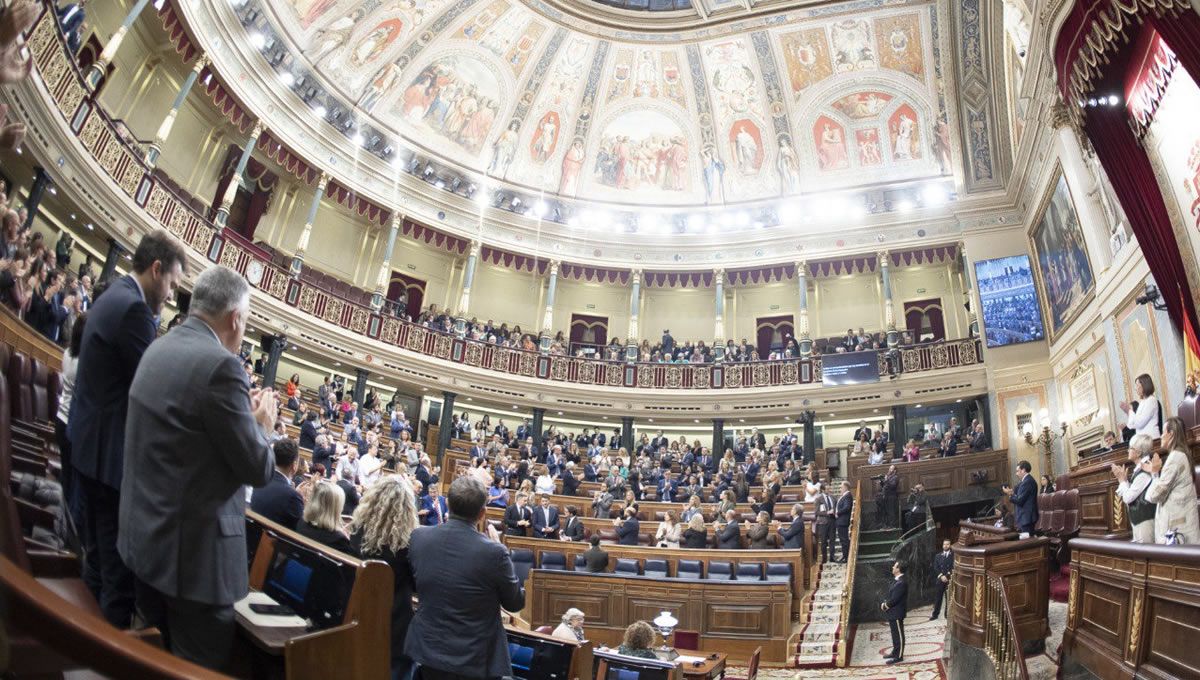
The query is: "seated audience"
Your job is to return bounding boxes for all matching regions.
[615,621,659,659]
[778,503,805,549]
[553,608,587,642]
[716,509,741,549]
[748,511,771,549]
[1039,475,1056,495]
[295,481,354,554]
[614,506,640,546]
[655,510,682,548]
[683,514,708,549]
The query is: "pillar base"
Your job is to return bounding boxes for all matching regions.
[886,328,900,347]
[370,291,384,312]
[144,144,161,167]
[625,343,638,363]
[290,255,304,278]
[213,207,231,228]
[713,345,725,362]
[454,317,468,338]
[799,337,812,357]
[84,62,106,90]
[539,333,551,354]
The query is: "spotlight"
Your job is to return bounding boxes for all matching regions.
[510,196,522,210]
[896,199,914,212]
[313,105,327,118]
[1107,94,1120,107]
[249,33,266,50]
[921,183,948,206]
[352,132,365,145]
[639,212,661,233]
[778,200,802,223]
[422,164,434,178]
[735,211,750,227]
[280,72,295,86]
[532,200,548,218]
[474,186,491,206]
[687,214,707,232]
[1088,97,1098,107]
[567,215,581,229]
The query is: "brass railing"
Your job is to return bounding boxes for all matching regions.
[982,573,1029,680]
[835,480,861,667]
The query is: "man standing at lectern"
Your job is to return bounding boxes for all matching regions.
[1003,460,1039,537]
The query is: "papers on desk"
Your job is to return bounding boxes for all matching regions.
[675,655,706,665]
[235,592,308,628]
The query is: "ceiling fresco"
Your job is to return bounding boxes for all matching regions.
[253,0,957,206]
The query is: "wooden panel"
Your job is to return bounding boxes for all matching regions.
[948,537,1050,649]
[1078,579,1126,646]
[1145,598,1200,679]
[850,449,1009,498]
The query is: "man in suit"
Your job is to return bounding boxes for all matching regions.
[878,465,900,528]
[71,229,186,627]
[298,412,319,450]
[717,509,742,549]
[1004,460,1039,536]
[415,455,440,496]
[406,476,525,679]
[661,329,675,356]
[749,428,766,451]
[657,471,679,503]
[583,459,599,482]
[582,535,609,572]
[250,438,304,529]
[337,466,360,515]
[853,420,872,443]
[469,441,488,459]
[614,507,640,546]
[561,506,585,542]
[881,561,909,664]
[778,503,805,549]
[814,484,835,562]
[969,423,990,452]
[930,539,954,620]
[592,489,614,519]
[421,483,450,526]
[561,462,581,497]
[835,481,854,563]
[532,494,561,539]
[516,420,530,443]
[118,265,274,669]
[505,493,533,536]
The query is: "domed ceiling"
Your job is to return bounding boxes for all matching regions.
[236,0,959,208]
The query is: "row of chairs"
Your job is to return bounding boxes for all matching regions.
[510,548,793,582]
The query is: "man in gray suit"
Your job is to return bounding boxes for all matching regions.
[406,476,525,679]
[118,265,276,670]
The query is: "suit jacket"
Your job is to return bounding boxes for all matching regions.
[616,516,640,545]
[117,316,273,606]
[532,505,560,538]
[657,479,678,503]
[1011,474,1039,530]
[835,492,854,528]
[883,576,909,621]
[405,518,525,677]
[250,470,304,529]
[583,464,598,482]
[853,427,872,442]
[69,275,158,489]
[583,546,609,572]
[933,550,954,582]
[421,494,449,526]
[561,472,581,497]
[505,504,532,535]
[338,478,360,515]
[717,520,741,549]
[562,515,585,541]
[779,515,805,549]
[747,523,770,549]
[299,419,318,449]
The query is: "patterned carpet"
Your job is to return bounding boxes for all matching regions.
[727,660,946,679]
[846,605,947,667]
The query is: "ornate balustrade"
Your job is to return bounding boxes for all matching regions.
[20,7,984,391]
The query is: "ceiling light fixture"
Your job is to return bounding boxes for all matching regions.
[896,199,914,212]
[249,33,266,50]
[313,105,327,118]
[280,72,295,87]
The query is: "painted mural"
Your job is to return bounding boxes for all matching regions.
[264,0,955,204]
[1030,173,1096,340]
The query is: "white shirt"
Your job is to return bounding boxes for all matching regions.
[535,474,555,495]
[56,350,78,424]
[1126,395,1160,438]
[359,454,382,488]
[1116,464,1153,509]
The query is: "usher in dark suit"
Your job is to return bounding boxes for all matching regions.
[883,574,909,661]
[931,548,954,619]
[69,274,158,626]
[405,518,526,678]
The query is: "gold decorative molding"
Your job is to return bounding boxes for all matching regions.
[1068,568,1079,627]
[1112,488,1126,530]
[973,574,984,624]
[1128,589,1144,658]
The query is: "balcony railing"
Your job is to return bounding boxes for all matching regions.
[22,6,984,391]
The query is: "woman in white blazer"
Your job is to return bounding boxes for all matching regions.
[1121,374,1161,438]
[1144,417,1200,544]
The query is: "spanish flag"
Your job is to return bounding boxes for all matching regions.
[1184,289,1200,394]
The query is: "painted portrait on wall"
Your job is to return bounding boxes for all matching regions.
[1030,170,1095,341]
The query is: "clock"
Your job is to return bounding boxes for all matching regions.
[246,260,264,286]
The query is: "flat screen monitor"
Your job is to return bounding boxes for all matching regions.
[506,630,576,680]
[261,533,356,629]
[974,254,1046,348]
[821,350,880,386]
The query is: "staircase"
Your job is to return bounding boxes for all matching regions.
[793,560,849,668]
[857,527,904,562]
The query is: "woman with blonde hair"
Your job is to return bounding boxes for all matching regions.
[350,476,420,676]
[296,481,353,554]
[681,495,704,523]
[683,513,708,548]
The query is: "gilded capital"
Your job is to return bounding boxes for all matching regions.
[193,53,210,71]
[316,172,330,192]
[250,120,265,138]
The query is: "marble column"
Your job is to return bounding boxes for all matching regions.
[1050,103,1114,271]
[797,261,812,356]
[85,0,154,89]
[372,213,403,311]
[290,173,329,277]
[22,167,51,232]
[531,407,546,444]
[960,242,980,339]
[621,416,634,453]
[146,54,209,167]
[214,121,264,229]
[626,270,641,362]
[352,367,370,407]
[711,419,725,458]
[262,334,287,389]
[539,260,559,353]
[713,269,726,361]
[454,240,480,334]
[880,251,898,346]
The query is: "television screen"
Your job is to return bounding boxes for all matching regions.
[821,350,880,386]
[974,255,1046,348]
[506,630,577,680]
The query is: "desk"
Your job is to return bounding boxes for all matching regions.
[675,649,726,680]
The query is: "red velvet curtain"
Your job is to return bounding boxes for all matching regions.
[755,315,794,358]
[569,314,608,354]
[387,272,426,318]
[903,298,945,342]
[210,145,276,240]
[1055,3,1200,335]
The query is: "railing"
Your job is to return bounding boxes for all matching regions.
[836,480,862,667]
[0,300,63,371]
[982,573,1029,680]
[20,7,985,391]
